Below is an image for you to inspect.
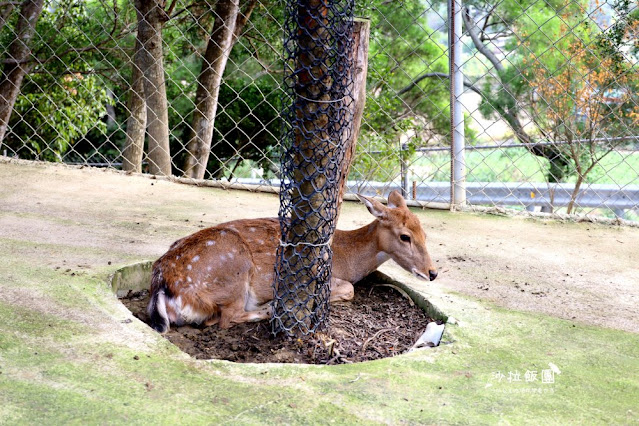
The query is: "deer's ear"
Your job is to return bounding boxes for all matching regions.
[387,190,407,209]
[357,194,388,219]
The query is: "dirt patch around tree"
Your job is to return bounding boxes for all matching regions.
[121,278,436,364]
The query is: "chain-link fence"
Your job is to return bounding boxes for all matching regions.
[1,0,637,221]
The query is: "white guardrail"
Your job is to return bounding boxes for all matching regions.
[233,178,639,217]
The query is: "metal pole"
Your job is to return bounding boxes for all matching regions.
[400,143,409,198]
[449,0,466,206]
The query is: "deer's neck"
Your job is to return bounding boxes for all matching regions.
[332,220,388,284]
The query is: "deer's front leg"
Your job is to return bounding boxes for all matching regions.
[329,277,354,303]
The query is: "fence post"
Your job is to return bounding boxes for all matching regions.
[400,143,409,198]
[449,0,466,207]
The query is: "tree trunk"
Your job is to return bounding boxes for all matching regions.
[233,0,257,43]
[0,2,16,31]
[106,89,117,128]
[335,18,369,220]
[273,1,359,336]
[183,0,240,179]
[0,0,44,146]
[543,148,570,183]
[566,175,584,215]
[122,38,147,173]
[275,0,334,334]
[134,0,171,176]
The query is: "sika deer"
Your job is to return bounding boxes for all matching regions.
[148,190,437,333]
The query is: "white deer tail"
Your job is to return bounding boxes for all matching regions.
[147,267,170,333]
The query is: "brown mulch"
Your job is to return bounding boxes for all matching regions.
[121,279,435,364]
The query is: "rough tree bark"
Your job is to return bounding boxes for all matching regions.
[122,38,146,173]
[134,0,172,176]
[335,18,369,220]
[0,0,44,146]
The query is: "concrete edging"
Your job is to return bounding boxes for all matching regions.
[109,262,452,356]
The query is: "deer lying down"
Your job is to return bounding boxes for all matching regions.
[147,190,437,333]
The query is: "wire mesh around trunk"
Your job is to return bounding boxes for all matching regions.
[270,0,355,336]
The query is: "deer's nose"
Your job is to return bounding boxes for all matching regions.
[429,270,438,281]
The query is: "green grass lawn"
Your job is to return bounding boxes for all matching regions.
[412,148,639,185]
[233,146,639,189]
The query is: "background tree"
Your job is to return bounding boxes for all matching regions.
[182,0,240,179]
[460,0,587,183]
[0,0,45,146]
[122,38,147,173]
[146,0,275,178]
[133,0,173,176]
[1,0,118,160]
[352,0,451,181]
[462,0,638,189]
[185,0,283,178]
[525,13,638,213]
[1,0,635,215]
[205,78,281,178]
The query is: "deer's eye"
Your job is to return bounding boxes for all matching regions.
[400,234,411,243]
